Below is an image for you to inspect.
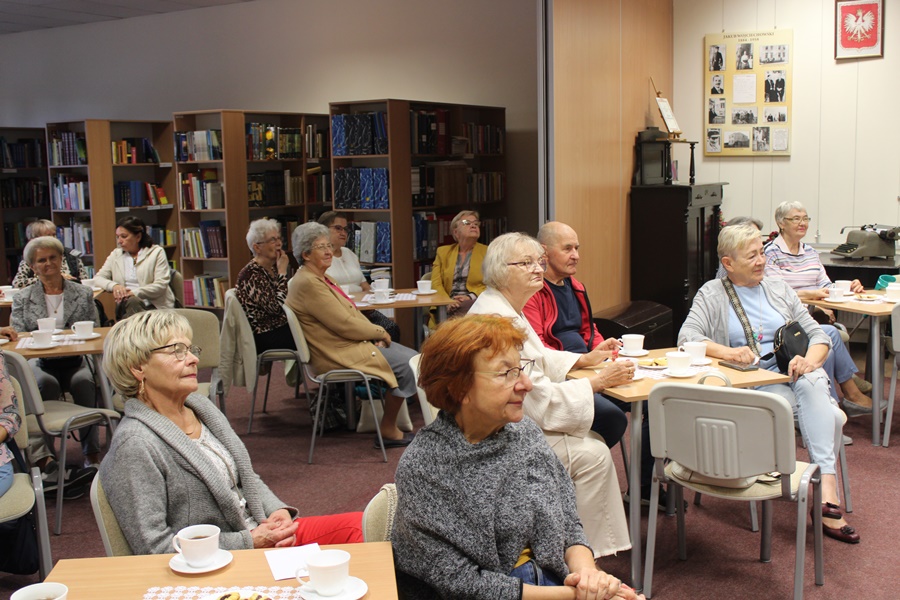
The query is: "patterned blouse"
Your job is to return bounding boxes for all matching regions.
[763,235,832,291]
[234,260,288,335]
[0,353,23,470]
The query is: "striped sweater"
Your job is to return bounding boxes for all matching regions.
[763,235,833,291]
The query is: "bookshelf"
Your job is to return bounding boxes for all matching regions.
[0,127,50,283]
[173,110,328,310]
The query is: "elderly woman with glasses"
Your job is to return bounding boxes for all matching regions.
[431,210,488,316]
[764,201,872,416]
[393,315,641,600]
[469,233,633,559]
[286,222,417,448]
[234,218,294,353]
[99,311,364,555]
[681,223,858,544]
[12,219,88,288]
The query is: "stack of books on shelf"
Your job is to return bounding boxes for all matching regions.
[145,225,176,247]
[468,171,505,203]
[464,123,504,155]
[48,131,87,166]
[1,137,46,168]
[331,112,388,156]
[174,130,223,162]
[247,170,288,206]
[245,123,303,160]
[333,167,388,209]
[305,166,331,204]
[184,275,228,308]
[180,169,222,210]
[1,178,49,208]
[349,221,391,264]
[111,138,160,164]
[305,124,327,159]
[56,220,93,255]
[114,181,171,208]
[50,174,89,210]
[409,108,450,154]
[182,220,227,259]
[412,212,452,261]
[411,162,469,207]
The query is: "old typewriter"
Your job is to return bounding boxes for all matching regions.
[831,224,900,259]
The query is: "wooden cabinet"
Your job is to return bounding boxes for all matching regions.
[629,183,724,341]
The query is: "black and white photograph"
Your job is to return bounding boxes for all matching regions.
[708,98,726,124]
[736,43,754,70]
[764,107,788,122]
[760,44,789,64]
[706,128,722,152]
[724,131,750,149]
[752,126,770,151]
[764,70,786,102]
[710,74,724,94]
[731,107,758,124]
[709,44,725,71]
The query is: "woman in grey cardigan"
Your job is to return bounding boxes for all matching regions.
[99,311,362,555]
[11,236,101,467]
[678,223,858,544]
[392,315,640,600]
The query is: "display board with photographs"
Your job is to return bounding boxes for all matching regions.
[704,29,793,157]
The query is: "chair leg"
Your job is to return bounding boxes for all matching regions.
[749,500,759,532]
[839,441,852,513]
[54,427,70,535]
[675,484,687,560]
[693,491,703,507]
[247,357,264,435]
[262,363,274,414]
[308,384,328,464]
[643,461,663,599]
[618,439,630,483]
[812,475,824,587]
[364,380,387,463]
[759,500,773,562]
[884,360,898,447]
[30,468,52,579]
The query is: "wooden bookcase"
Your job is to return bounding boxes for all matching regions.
[173,110,328,310]
[0,127,50,283]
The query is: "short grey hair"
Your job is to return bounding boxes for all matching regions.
[246,218,280,256]
[23,236,64,267]
[450,210,479,241]
[774,201,806,229]
[292,222,330,265]
[482,232,543,290]
[725,216,764,230]
[718,223,762,260]
[26,219,56,240]
[103,311,193,399]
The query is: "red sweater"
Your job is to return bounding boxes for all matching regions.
[523,277,603,351]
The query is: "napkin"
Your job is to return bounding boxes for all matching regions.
[264,543,321,580]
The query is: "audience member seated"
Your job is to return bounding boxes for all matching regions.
[234,218,294,354]
[285,222,416,449]
[12,220,87,288]
[470,233,632,557]
[679,223,859,544]
[317,211,399,340]
[99,311,363,554]
[94,216,174,320]
[11,236,102,472]
[392,314,642,600]
[763,201,873,415]
[431,210,487,317]
[0,351,22,499]
[714,216,764,279]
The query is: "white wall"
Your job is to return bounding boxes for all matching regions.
[674,0,900,244]
[0,0,538,232]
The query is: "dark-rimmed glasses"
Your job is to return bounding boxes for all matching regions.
[329,225,351,234]
[150,343,202,361]
[475,359,535,386]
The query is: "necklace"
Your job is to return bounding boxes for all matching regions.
[46,293,64,318]
[756,286,765,343]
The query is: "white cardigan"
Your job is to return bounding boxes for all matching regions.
[94,245,175,309]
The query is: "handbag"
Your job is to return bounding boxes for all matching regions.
[773,320,810,373]
[0,439,40,575]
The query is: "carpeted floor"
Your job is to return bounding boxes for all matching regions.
[2,358,899,599]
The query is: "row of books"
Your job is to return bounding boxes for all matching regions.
[111,138,161,164]
[1,137,45,168]
[247,170,298,206]
[185,275,228,308]
[51,174,90,210]
[469,171,505,204]
[174,130,223,162]
[413,213,508,262]
[1,178,49,208]
[464,123,504,155]
[246,124,303,161]
[410,108,450,155]
[331,112,388,156]
[306,124,327,159]
[114,180,171,207]
[56,221,93,256]
[3,222,28,249]
[145,225,176,247]
[345,221,391,263]
[48,131,87,166]
[180,170,223,210]
[182,220,227,258]
[306,167,332,204]
[333,167,389,209]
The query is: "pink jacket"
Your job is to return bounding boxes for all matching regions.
[523,277,603,351]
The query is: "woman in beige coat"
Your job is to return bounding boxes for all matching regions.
[285,222,416,449]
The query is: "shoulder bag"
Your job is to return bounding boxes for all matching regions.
[0,439,40,575]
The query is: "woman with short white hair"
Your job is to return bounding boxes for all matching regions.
[12,219,88,288]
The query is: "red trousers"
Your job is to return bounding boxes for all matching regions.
[293,512,364,546]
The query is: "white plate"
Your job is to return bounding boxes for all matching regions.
[71,332,101,341]
[369,297,397,305]
[883,297,900,303]
[691,357,713,366]
[619,349,649,357]
[169,548,233,574]
[663,368,694,378]
[202,589,274,600]
[370,287,394,293]
[629,372,646,382]
[639,364,668,370]
[299,576,368,600]
[411,289,437,295]
[0,339,8,346]
[354,302,370,308]
[854,295,881,302]
[91,286,103,292]
[29,342,60,350]
[36,329,64,334]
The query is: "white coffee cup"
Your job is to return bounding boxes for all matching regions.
[828,287,845,301]
[37,317,56,332]
[416,279,433,293]
[339,284,353,295]
[679,341,707,362]
[81,278,96,288]
[374,289,391,303]
[666,351,692,374]
[887,283,900,301]
[3,288,18,301]
[304,549,351,597]
[620,334,645,353]
[172,524,220,568]
[31,330,53,347]
[11,582,68,600]
[372,279,390,290]
[73,321,94,337]
[0,285,12,297]
[834,280,853,292]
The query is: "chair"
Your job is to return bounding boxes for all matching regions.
[169,268,185,308]
[172,308,225,415]
[408,354,439,426]
[0,377,52,578]
[282,305,390,463]
[884,303,900,446]
[643,383,823,600]
[89,475,132,557]
[362,483,398,542]
[222,289,304,434]
[3,350,120,535]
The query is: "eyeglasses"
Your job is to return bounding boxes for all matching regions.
[507,257,547,272]
[150,343,202,361]
[476,359,535,386]
[784,216,811,224]
[261,236,282,245]
[329,225,351,234]
[460,219,481,228]
[311,243,334,252]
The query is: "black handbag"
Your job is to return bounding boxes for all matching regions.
[773,320,810,373]
[0,439,40,575]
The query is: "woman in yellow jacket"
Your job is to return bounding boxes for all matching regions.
[431,210,487,317]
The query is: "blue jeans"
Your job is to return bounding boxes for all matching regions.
[509,559,564,586]
[820,325,858,401]
[0,461,14,498]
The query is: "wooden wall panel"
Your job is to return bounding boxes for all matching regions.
[551,0,673,311]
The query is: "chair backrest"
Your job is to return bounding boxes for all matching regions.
[362,483,398,542]
[89,475,133,557]
[172,308,220,370]
[223,288,258,355]
[2,349,45,418]
[648,383,796,480]
[408,354,439,426]
[892,303,900,353]
[282,305,312,364]
[8,376,29,449]
[170,269,185,308]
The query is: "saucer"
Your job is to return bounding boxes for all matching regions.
[369,297,396,305]
[883,297,900,303]
[71,332,101,340]
[664,368,694,378]
[0,339,8,346]
[202,589,271,600]
[91,286,103,292]
[29,341,59,350]
[354,302,370,307]
[299,576,368,600]
[371,287,394,293]
[37,329,64,334]
[169,548,233,574]
[619,349,649,357]
[691,357,713,366]
[412,289,437,295]
[824,298,848,303]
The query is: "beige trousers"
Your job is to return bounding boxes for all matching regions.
[544,431,632,558]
